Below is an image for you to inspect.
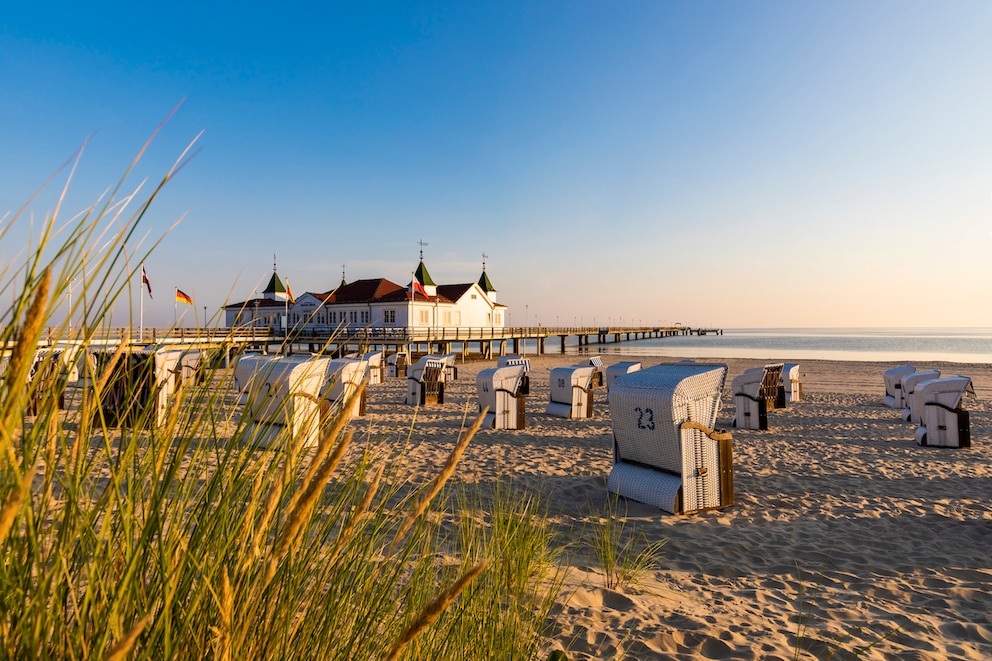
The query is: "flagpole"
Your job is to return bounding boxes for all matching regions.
[174,288,178,326]
[139,262,144,341]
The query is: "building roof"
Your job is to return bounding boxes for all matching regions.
[477,269,495,293]
[317,277,454,305]
[262,272,286,297]
[414,260,436,287]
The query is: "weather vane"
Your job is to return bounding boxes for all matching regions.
[417,239,429,260]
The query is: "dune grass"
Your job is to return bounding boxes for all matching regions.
[0,135,565,659]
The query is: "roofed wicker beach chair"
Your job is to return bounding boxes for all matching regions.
[583,355,606,388]
[546,364,596,419]
[476,364,528,429]
[731,363,784,430]
[883,365,916,408]
[23,348,68,415]
[406,357,446,406]
[234,354,331,449]
[87,347,185,428]
[913,376,976,448]
[497,355,531,394]
[782,363,803,403]
[323,357,368,420]
[900,369,941,424]
[607,363,733,515]
[425,352,459,381]
[605,361,642,392]
[386,351,408,378]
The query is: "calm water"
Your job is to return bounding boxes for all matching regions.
[539,327,992,364]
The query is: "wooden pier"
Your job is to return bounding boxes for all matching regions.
[34,324,722,361]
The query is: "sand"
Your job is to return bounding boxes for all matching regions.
[349,354,992,660]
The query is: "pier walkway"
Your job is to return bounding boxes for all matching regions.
[32,324,723,360]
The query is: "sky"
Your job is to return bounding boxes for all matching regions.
[2,1,991,329]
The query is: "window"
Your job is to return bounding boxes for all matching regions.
[360,310,369,324]
[419,310,429,325]
[384,310,396,324]
[350,310,358,324]
[442,310,451,326]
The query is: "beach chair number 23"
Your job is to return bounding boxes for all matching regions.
[635,407,655,430]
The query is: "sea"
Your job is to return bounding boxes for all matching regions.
[534,327,992,364]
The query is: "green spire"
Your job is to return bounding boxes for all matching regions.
[263,272,286,297]
[478,269,495,292]
[414,260,436,287]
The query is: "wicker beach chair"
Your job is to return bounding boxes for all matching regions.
[87,348,184,428]
[883,365,916,409]
[25,348,66,415]
[913,376,976,448]
[583,355,606,388]
[900,370,940,424]
[731,363,784,430]
[497,355,531,394]
[359,351,384,385]
[324,357,368,419]
[546,365,596,419]
[387,352,408,378]
[234,354,331,449]
[406,357,446,406]
[476,364,528,429]
[607,363,733,515]
[782,363,803,403]
[605,361,642,392]
[424,353,459,381]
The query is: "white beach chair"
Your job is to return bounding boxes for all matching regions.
[782,363,803,403]
[87,347,184,428]
[583,355,606,388]
[324,357,368,420]
[360,351,384,385]
[387,352,408,378]
[406,357,446,406]
[424,353,459,381]
[607,363,733,515]
[476,364,528,429]
[913,376,975,448]
[731,364,784,430]
[546,365,595,419]
[883,366,916,409]
[25,347,67,414]
[605,361,642,392]
[498,355,531,394]
[235,354,332,449]
[900,370,940,424]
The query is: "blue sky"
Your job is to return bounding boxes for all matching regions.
[2,2,991,328]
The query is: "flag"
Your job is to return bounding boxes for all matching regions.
[175,288,193,305]
[411,278,428,299]
[286,280,295,305]
[141,265,153,299]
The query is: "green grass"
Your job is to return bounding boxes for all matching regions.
[0,132,566,660]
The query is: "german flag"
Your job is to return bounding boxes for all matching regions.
[175,288,193,305]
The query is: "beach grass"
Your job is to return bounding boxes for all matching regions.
[0,137,566,659]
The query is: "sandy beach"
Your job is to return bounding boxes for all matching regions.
[348,354,992,660]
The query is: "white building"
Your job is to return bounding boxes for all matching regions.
[225,258,506,333]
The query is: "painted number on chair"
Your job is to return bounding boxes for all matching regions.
[635,407,655,430]
[558,378,566,388]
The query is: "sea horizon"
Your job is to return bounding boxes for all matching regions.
[540,326,992,364]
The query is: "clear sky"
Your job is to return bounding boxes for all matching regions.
[2,2,991,329]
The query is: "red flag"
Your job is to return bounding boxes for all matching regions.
[286,280,295,305]
[412,279,428,299]
[141,266,153,299]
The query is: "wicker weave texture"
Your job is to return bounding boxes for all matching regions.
[607,462,681,514]
[607,364,727,473]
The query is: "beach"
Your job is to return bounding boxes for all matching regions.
[350,354,992,660]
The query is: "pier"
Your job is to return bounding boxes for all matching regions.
[33,324,722,361]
